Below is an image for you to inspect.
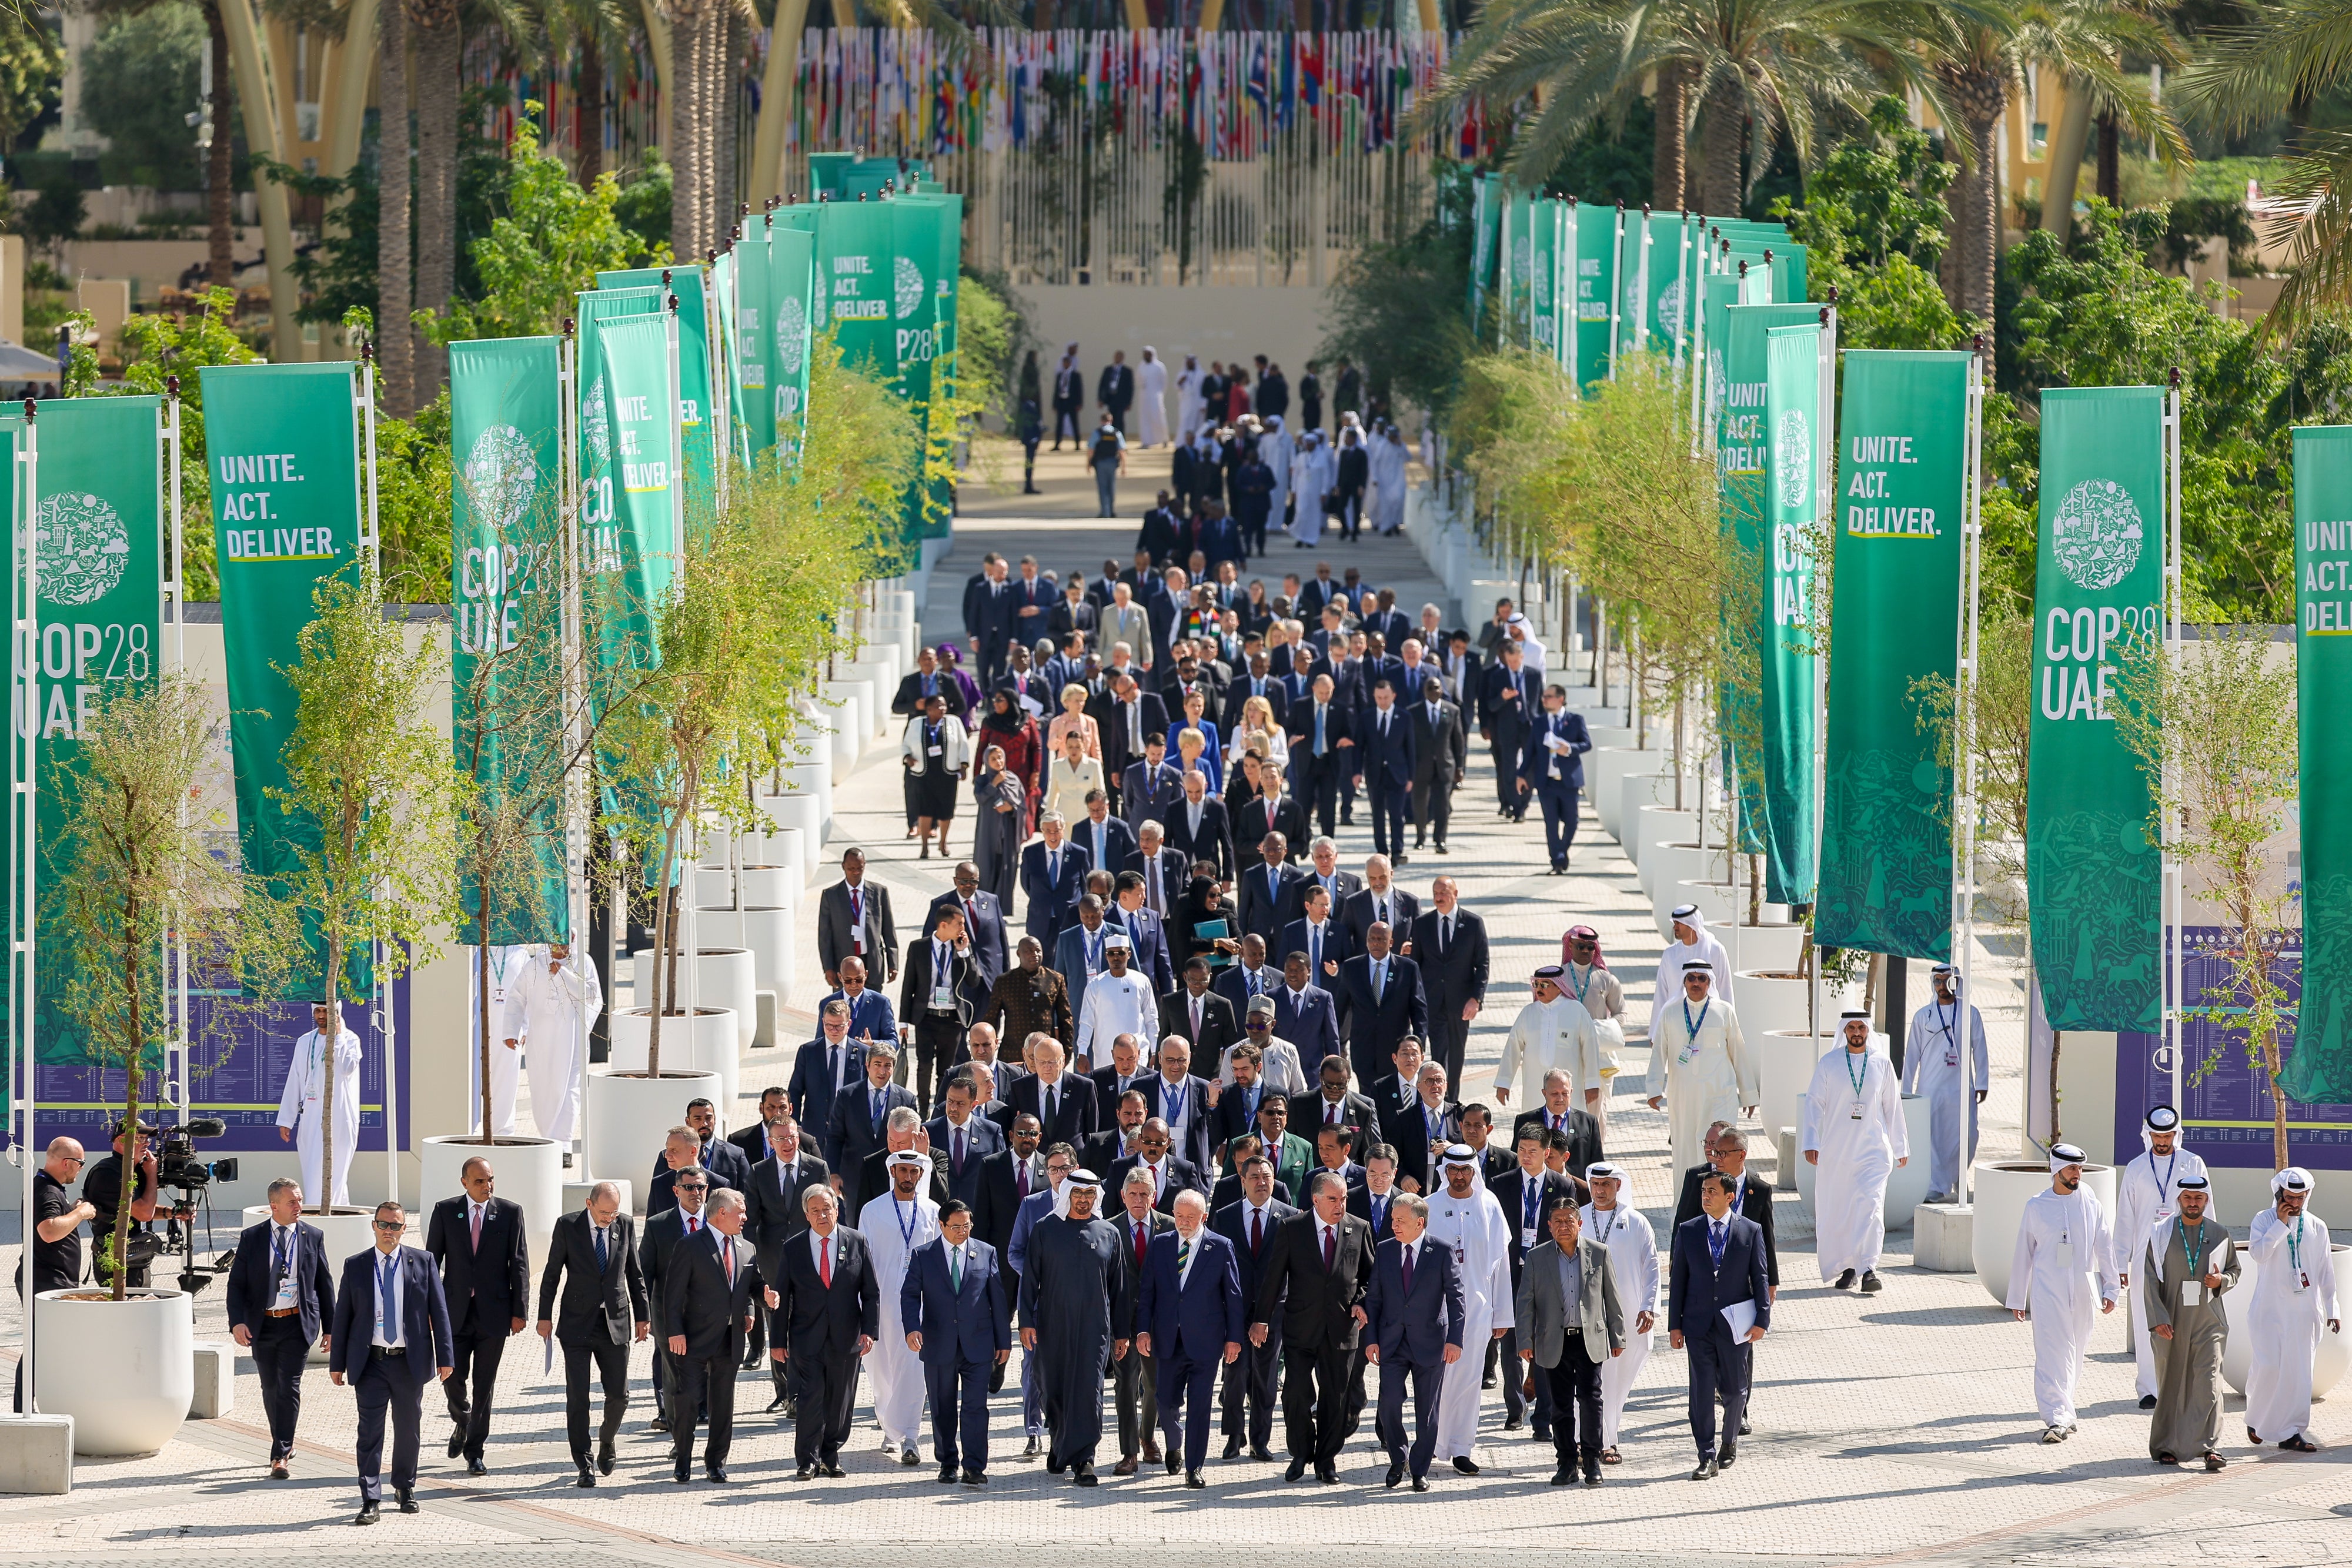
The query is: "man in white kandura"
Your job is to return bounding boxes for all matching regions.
[1801,1011,1907,1295]
[861,1149,943,1464]
[1653,905,1735,1008]
[277,1001,364,1208]
[1075,934,1155,1068]
[1645,963,1756,1181]
[2111,1104,2207,1411]
[2243,1168,2340,1452]
[1422,1144,1514,1476]
[1902,963,1987,1202]
[497,942,603,1145]
[1581,1162,1656,1466]
[1492,964,1601,1119]
[2006,1142,2118,1443]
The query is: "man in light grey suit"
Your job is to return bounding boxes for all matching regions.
[1514,1201,1623,1487]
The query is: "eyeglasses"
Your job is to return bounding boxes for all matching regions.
[56,1154,85,1167]
[372,1220,404,1232]
[677,1183,709,1193]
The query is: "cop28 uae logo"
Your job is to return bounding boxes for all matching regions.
[1775,410,1811,509]
[894,256,926,319]
[463,425,539,531]
[39,492,130,606]
[1656,279,1683,337]
[2050,478,2144,591]
[583,375,612,463]
[774,296,808,375]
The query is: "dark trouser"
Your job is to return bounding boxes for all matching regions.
[1115,1342,1158,1457]
[442,1326,507,1459]
[926,1355,992,1473]
[1375,1355,1445,1477]
[1546,1336,1605,1468]
[794,1347,860,1465]
[1281,1340,1352,1464]
[1489,732,1527,815]
[251,1313,310,1460]
[562,1338,632,1460]
[1220,1320,1281,1448]
[1537,783,1579,868]
[1500,1325,1552,1432]
[1343,1346,1369,1437]
[669,1348,737,1470]
[1111,402,1130,434]
[1304,756,1342,837]
[1425,1012,1470,1094]
[981,633,1009,687]
[1241,513,1267,556]
[1412,775,1454,847]
[903,769,921,830]
[1685,1323,1748,1460]
[1054,406,1081,445]
[1365,778,1407,859]
[914,1013,961,1111]
[1158,1346,1220,1471]
[1023,439,1040,489]
[353,1349,423,1502]
[1336,486,1365,539]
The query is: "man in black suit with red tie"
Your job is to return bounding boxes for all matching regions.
[663,1188,757,1483]
[767,1185,881,1477]
[1250,1169,1375,1483]
[1211,1155,1296,1459]
[1159,960,1240,1071]
[423,1155,530,1475]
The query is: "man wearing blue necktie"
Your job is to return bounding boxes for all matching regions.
[1520,686,1592,874]
[330,1201,455,1524]
[1666,1172,1770,1479]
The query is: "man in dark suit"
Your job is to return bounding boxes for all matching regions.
[1137,1189,1247,1486]
[1408,879,1489,1088]
[1160,961,1240,1076]
[1234,772,1311,864]
[329,1202,455,1524]
[1019,816,1091,947]
[1478,643,1541,821]
[1237,834,1305,948]
[900,903,985,1111]
[536,1182,649,1485]
[1008,556,1058,650]
[1354,680,1417,861]
[1668,1171,1772,1478]
[1339,864,1419,957]
[1289,1054,1379,1161]
[662,1189,756,1483]
[1671,1125,1778,1433]
[423,1156,530,1474]
[1251,1169,1375,1483]
[1107,1120,1205,1216]
[225,1176,335,1480]
[1070,797,1139,902]
[1108,873,1175,995]
[741,1115,829,1409]
[968,555,1017,680]
[1285,839,1365,924]
[1107,1170,1178,1473]
[727,1086,791,1171]
[1408,675,1469,854]
[1211,1155,1297,1459]
[1272,948,1345,1069]
[1084,1089,1149,1175]
[1347,1145,1406,1242]
[817,848,899,989]
[1362,590,1410,654]
[901,1198,1011,1483]
[1222,653,1292,732]
[1513,1073,1606,1178]
[1088,1032,1158,1125]
[767,1183,881,1477]
[928,862,1011,994]
[892,645,969,723]
[649,1099,753,1205]
[1521,686,1594,871]
[972,1112,1044,1389]
[1118,731,1182,833]
[1369,1037,1428,1150]
[1335,923,1428,1091]
[1288,674,1357,838]
[1162,770,1234,883]
[822,957,900,1045]
[1362,1192,1465,1489]
[786,1001,867,1145]
[1098,353,1135,432]
[1394,1063,1465,1195]
[927,1075,1005,1206]
[1005,1037,1099,1148]
[1492,1126,1583,1437]
[827,1050,918,1205]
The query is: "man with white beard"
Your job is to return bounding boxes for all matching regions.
[1580,1163,1655,1466]
[1645,963,1756,1181]
[2243,1168,2340,1452]
[499,942,603,1144]
[859,1150,942,1464]
[2006,1144,2119,1442]
[1801,1011,1907,1294]
[1421,1144,1513,1475]
[1902,964,1987,1202]
[1493,964,1601,1119]
[2110,1105,2207,1410]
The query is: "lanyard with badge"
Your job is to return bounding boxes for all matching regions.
[896,1199,923,1255]
[2286,1218,2312,1290]
[2175,1218,2218,1305]
[1937,998,1962,1068]
[1678,997,1710,1065]
[2148,1147,2179,1223]
[1846,1048,1869,1119]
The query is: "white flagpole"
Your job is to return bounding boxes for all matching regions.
[14,400,38,1407]
[1957,339,1986,1204]
[2165,370,2184,1119]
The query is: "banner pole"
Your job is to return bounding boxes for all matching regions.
[2165,372,2184,1119]
[359,350,397,1207]
[162,385,190,1126]
[1957,340,1986,1205]
[560,322,590,1174]
[1608,203,1624,380]
[15,401,37,1407]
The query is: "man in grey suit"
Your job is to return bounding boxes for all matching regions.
[1362,1193,1464,1490]
[1515,1201,1625,1487]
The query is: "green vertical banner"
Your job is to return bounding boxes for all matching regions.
[2027,386,2166,1032]
[203,363,366,981]
[770,222,817,453]
[1760,323,1826,904]
[2288,427,2352,1100]
[890,195,953,542]
[712,250,749,470]
[2,399,166,1111]
[579,311,679,674]
[599,266,714,523]
[898,191,963,541]
[733,218,776,461]
[450,336,568,943]
[1817,351,1973,957]
[1572,203,1618,389]
[1501,192,1531,346]
[1529,200,1565,365]
[815,200,898,385]
[1469,174,1497,329]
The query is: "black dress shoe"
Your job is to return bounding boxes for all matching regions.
[597,1445,616,1476]
[1165,1453,1182,1475]
[963,1469,988,1486]
[1072,1463,1097,1486]
[821,1461,846,1478]
[1386,1461,1405,1488]
[1690,1459,1718,1480]
[938,1465,960,1485]
[1716,1446,1737,1467]
[674,1465,692,1485]
[766,1393,790,1413]
[465,1459,487,1477]
[1185,1469,1207,1488]
[1859,1271,1883,1293]
[396,1491,419,1514]
[795,1463,817,1480]
[1550,1466,1575,1486]
[1582,1469,1602,1487]
[1833,1268,1856,1290]
[576,1466,596,1488]
[448,1426,467,1459]
[1315,1462,1339,1484]
[1250,1446,1276,1463]
[354,1500,380,1526]
[1502,1416,1524,1432]
[1025,1436,1043,1458]
[1285,1457,1308,1482]
[1223,1436,1244,1459]
[2139,1394,2159,1410]
[1739,1419,1752,1436]
[1409,1476,1429,1492]
[709,1465,731,1483]
[1452,1456,1480,1476]
[1481,1372,1497,1389]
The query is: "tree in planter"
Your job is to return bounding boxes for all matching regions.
[269,566,467,1212]
[50,678,296,1299]
[2114,624,2301,1171]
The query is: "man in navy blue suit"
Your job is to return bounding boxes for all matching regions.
[900,1199,1012,1484]
[1238,833,1305,948]
[1521,685,1593,873]
[1137,1188,1247,1485]
[1362,1192,1464,1490]
[1667,1171,1771,1479]
[927,1076,1006,1206]
[787,1001,866,1139]
[1335,922,1428,1090]
[226,1176,335,1480]
[1353,680,1417,861]
[1278,886,1353,994]
[1070,794,1138,899]
[820,956,898,1045]
[1478,641,1542,820]
[329,1201,455,1524]
[827,1049,920,1205]
[1272,948,1344,1071]
[1210,1157,1298,1459]
[1020,814,1091,946]
[928,862,1011,993]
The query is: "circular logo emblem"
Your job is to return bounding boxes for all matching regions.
[774,296,808,375]
[1656,279,1683,333]
[1532,251,1551,309]
[583,375,612,464]
[1776,410,1810,509]
[2050,478,2145,591]
[894,255,926,320]
[1706,347,1726,430]
[463,425,539,532]
[38,492,129,607]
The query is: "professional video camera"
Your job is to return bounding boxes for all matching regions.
[156,1115,237,1192]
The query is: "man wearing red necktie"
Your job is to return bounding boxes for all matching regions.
[1113,1169,1171,1473]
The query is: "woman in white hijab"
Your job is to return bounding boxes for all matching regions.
[1176,355,1204,442]
[1288,430,1330,548]
[1138,347,1170,447]
[1260,414,1293,536]
[1371,420,1409,535]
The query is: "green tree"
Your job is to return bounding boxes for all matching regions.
[77,4,199,189]
[0,8,62,156]
[1319,168,1477,423]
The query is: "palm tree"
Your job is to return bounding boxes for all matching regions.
[82,0,236,286]
[411,0,463,398]
[502,0,643,186]
[378,0,414,411]
[666,0,710,261]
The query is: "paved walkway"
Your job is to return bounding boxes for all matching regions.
[0,487,2342,1566]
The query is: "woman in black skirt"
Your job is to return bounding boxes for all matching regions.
[900,692,970,859]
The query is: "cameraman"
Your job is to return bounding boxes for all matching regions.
[83,1116,176,1289]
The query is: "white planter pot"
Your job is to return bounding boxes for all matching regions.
[1585,724,1641,753]
[32,1288,193,1455]
[1795,1093,1933,1226]
[633,947,756,1055]
[1736,970,1814,1039]
[1637,820,1705,893]
[2222,1243,2352,1396]
[606,1005,741,1119]
[1661,878,1736,942]
[1733,922,1807,975]
[1972,1159,2117,1306]
[764,828,808,890]
[847,662,898,734]
[694,865,795,911]
[817,684,869,765]
[762,793,826,862]
[585,1065,722,1197]
[1585,748,1658,840]
[1756,1029,1836,1140]
[701,905,794,1001]
[418,1134,564,1256]
[1616,771,1677,850]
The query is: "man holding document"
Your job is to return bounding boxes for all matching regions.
[1667,1171,1769,1480]
[1518,686,1590,874]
